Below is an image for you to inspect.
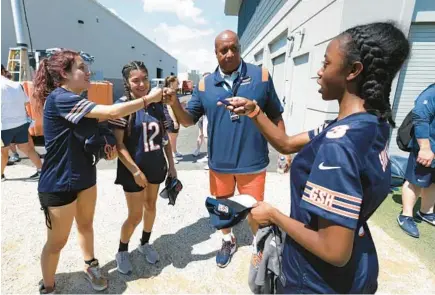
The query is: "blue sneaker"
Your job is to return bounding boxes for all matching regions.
[397,215,419,238]
[416,211,435,226]
[216,237,237,268]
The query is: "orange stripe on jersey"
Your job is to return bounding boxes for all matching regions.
[307,181,362,204]
[261,67,268,82]
[198,79,205,92]
[302,195,359,220]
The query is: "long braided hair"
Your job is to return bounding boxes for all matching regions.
[121,61,148,135]
[339,22,410,127]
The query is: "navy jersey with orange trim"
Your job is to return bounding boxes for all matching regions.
[38,87,98,193]
[186,60,283,174]
[109,98,168,182]
[280,113,391,293]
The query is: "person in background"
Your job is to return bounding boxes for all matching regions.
[1,64,42,181]
[220,22,409,293]
[32,50,170,294]
[163,75,182,163]
[111,61,177,275]
[164,30,286,268]
[397,84,435,238]
[193,72,211,170]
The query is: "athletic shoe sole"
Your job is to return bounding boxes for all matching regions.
[396,216,419,238]
[116,266,132,275]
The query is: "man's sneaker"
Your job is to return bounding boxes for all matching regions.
[138,243,159,264]
[29,171,40,180]
[1,174,5,182]
[39,282,55,294]
[84,260,108,291]
[10,153,20,163]
[216,237,237,268]
[116,251,133,275]
[193,149,200,157]
[397,215,419,238]
[416,211,435,226]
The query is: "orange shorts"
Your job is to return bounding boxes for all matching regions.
[209,169,266,201]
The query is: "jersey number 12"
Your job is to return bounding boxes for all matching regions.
[143,122,160,152]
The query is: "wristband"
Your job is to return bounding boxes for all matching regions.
[247,104,261,118]
[133,170,141,177]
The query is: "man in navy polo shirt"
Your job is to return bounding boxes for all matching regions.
[164,30,286,268]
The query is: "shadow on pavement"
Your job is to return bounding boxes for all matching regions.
[52,217,253,293]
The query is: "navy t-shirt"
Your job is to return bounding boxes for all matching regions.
[186,61,283,174]
[109,98,168,179]
[280,113,391,293]
[38,87,98,193]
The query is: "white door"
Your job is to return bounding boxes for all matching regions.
[272,54,286,105]
[390,24,435,156]
[287,53,310,136]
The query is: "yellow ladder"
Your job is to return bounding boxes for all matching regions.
[7,47,31,82]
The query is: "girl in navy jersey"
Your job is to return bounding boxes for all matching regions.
[220,22,409,293]
[33,50,170,294]
[109,61,177,275]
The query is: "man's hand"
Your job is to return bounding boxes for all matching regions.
[279,154,292,173]
[417,147,434,167]
[162,88,178,106]
[217,97,256,115]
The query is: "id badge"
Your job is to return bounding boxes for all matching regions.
[229,110,239,121]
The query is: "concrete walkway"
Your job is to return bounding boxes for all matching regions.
[1,164,434,294]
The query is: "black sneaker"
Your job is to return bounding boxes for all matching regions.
[397,214,419,238]
[416,211,435,226]
[29,171,40,180]
[39,282,55,294]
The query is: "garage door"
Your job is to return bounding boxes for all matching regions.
[390,24,435,156]
[271,53,286,105]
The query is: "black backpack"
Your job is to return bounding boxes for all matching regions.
[396,110,414,152]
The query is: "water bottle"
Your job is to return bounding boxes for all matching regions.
[277,155,287,174]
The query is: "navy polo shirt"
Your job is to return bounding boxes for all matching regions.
[280,113,391,293]
[186,60,283,174]
[38,87,98,193]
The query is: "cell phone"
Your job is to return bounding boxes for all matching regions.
[218,97,231,106]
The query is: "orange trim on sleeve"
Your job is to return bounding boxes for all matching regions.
[198,79,205,92]
[261,67,268,82]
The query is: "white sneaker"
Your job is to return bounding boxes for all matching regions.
[193,149,200,157]
[204,164,209,170]
[138,243,159,264]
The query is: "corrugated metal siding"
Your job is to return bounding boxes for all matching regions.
[390,24,435,156]
[238,0,287,51]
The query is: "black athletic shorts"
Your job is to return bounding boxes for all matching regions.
[38,191,79,230]
[115,161,168,192]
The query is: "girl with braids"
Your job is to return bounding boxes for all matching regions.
[33,50,167,294]
[109,61,177,275]
[218,22,409,293]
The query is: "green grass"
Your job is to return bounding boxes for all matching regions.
[370,189,435,270]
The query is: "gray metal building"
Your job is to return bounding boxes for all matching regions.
[225,0,435,156]
[1,0,178,99]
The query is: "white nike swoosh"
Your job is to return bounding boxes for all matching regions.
[318,162,341,170]
[417,179,425,182]
[397,217,404,226]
